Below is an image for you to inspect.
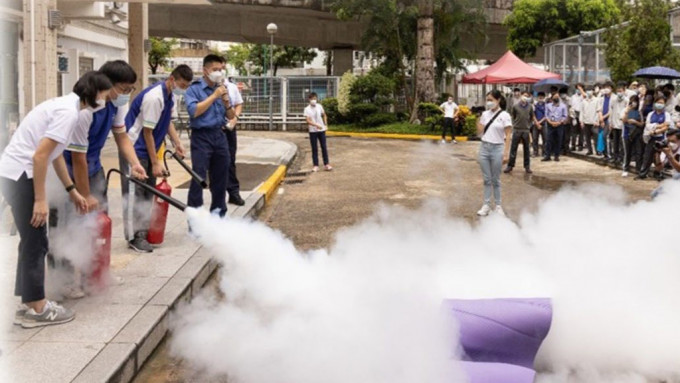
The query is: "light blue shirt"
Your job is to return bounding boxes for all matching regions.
[184,77,227,129]
[546,101,568,123]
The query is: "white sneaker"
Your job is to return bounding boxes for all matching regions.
[495,206,506,217]
[477,204,491,216]
[452,139,458,144]
[22,300,75,328]
[622,171,629,177]
[14,304,28,326]
[324,164,333,171]
[439,139,447,144]
[312,166,319,172]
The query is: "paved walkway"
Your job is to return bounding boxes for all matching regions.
[0,133,297,383]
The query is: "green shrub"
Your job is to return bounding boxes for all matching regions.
[417,102,443,126]
[338,71,356,115]
[349,72,395,108]
[425,115,444,130]
[347,103,379,123]
[321,97,343,125]
[362,112,398,127]
[463,115,478,137]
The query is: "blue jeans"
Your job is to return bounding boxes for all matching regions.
[309,131,330,166]
[188,128,230,217]
[478,141,504,206]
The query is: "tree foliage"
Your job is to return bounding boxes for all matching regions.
[505,0,620,58]
[338,71,357,115]
[604,0,680,82]
[225,44,318,76]
[148,37,177,74]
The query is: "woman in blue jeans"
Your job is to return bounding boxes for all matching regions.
[304,92,332,172]
[476,90,513,217]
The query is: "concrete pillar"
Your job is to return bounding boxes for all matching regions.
[332,48,353,76]
[127,2,148,96]
[23,0,58,109]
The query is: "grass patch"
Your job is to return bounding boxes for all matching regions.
[329,123,437,135]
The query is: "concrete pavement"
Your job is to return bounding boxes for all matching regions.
[0,133,297,383]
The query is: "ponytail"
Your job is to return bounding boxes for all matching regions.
[487,89,507,110]
[73,71,113,108]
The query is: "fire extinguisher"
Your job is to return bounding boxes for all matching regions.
[147,177,172,245]
[90,210,112,290]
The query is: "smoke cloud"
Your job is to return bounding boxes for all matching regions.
[170,181,680,383]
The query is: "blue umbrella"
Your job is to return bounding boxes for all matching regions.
[532,78,568,94]
[633,66,680,79]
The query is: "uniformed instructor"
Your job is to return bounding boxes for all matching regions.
[184,54,235,220]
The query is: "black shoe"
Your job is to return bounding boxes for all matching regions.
[586,151,593,155]
[541,157,551,162]
[228,194,246,206]
[503,166,513,174]
[129,232,153,253]
[525,168,533,174]
[634,175,647,180]
[555,157,560,162]
[570,146,576,151]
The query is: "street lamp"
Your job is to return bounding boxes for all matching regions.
[267,22,278,131]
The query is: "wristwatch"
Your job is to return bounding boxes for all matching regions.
[66,184,76,193]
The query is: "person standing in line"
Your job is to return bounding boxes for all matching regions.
[621,95,644,177]
[609,82,629,165]
[224,76,246,206]
[122,65,192,252]
[532,92,547,157]
[543,92,568,162]
[439,95,459,144]
[476,90,512,217]
[507,87,521,111]
[559,89,572,155]
[580,87,599,156]
[636,95,671,180]
[569,83,586,151]
[184,54,235,219]
[596,82,614,159]
[0,72,111,328]
[626,81,639,98]
[663,83,677,113]
[304,92,332,172]
[505,90,535,174]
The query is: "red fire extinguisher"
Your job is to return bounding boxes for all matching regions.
[90,210,112,290]
[147,178,172,245]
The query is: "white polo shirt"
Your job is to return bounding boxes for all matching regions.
[225,81,244,107]
[0,92,82,180]
[304,104,326,133]
[126,84,177,144]
[479,109,512,144]
[440,101,458,118]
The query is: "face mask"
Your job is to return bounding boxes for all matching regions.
[670,142,678,151]
[594,87,600,92]
[486,101,497,110]
[112,93,130,107]
[617,92,624,99]
[208,70,224,84]
[521,96,529,103]
[448,100,453,104]
[631,102,638,108]
[310,99,317,106]
[654,103,665,110]
[602,89,611,95]
[586,91,593,97]
[173,86,186,97]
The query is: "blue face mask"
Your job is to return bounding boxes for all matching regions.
[112,93,130,107]
[172,87,186,97]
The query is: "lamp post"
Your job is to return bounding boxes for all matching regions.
[577,32,584,83]
[267,23,278,131]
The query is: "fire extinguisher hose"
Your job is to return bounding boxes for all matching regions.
[163,150,208,189]
[105,168,187,211]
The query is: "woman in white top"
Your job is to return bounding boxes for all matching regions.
[476,90,513,217]
[0,71,112,328]
[304,92,332,172]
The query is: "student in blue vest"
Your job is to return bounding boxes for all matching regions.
[184,54,235,222]
[122,65,192,252]
[63,60,148,212]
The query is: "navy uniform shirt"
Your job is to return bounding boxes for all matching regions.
[184,77,226,129]
[125,81,176,159]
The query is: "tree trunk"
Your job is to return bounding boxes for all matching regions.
[415,0,435,104]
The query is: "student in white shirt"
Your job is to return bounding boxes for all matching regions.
[439,96,459,143]
[579,88,600,155]
[0,71,112,328]
[304,92,332,172]
[476,90,512,217]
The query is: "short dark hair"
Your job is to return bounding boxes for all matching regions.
[604,81,614,89]
[537,92,545,97]
[549,86,558,93]
[308,92,318,99]
[99,60,137,85]
[655,95,667,103]
[668,128,680,139]
[171,64,194,82]
[664,83,676,91]
[617,81,627,90]
[513,87,520,92]
[576,82,584,88]
[203,54,225,67]
[73,71,113,108]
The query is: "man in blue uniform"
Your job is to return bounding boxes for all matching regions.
[122,65,193,252]
[184,54,235,220]
[63,60,147,211]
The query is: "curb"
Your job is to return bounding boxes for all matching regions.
[326,131,469,142]
[72,145,298,383]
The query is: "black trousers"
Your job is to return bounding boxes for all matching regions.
[639,136,663,177]
[610,129,623,162]
[120,157,156,239]
[583,124,597,153]
[508,130,531,169]
[224,128,240,197]
[1,173,48,303]
[546,124,565,159]
[570,115,583,150]
[623,128,644,172]
[442,117,455,139]
[310,131,330,166]
[531,122,546,156]
[188,128,229,217]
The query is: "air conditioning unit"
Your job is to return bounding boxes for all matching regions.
[48,9,62,29]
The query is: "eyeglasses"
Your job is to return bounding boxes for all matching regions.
[115,85,136,95]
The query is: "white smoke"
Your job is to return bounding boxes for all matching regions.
[171,181,680,383]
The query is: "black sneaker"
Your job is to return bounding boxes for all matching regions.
[525,168,533,174]
[503,166,513,174]
[129,232,153,253]
[229,194,246,206]
[541,157,551,162]
[555,157,560,162]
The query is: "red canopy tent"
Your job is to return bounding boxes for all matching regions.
[462,51,561,84]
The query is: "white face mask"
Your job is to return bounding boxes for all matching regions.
[602,88,611,95]
[448,99,453,104]
[586,91,593,98]
[310,99,317,106]
[670,142,678,151]
[486,100,497,110]
[208,70,225,84]
[521,96,529,103]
